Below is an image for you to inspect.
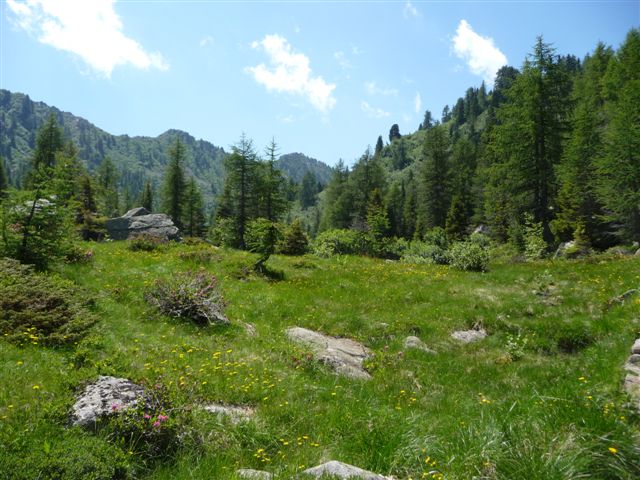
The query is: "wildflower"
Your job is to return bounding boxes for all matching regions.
[609,447,618,454]
[157,414,168,422]
[152,420,161,427]
[111,403,119,411]
[32,385,40,390]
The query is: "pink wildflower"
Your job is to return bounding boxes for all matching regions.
[157,414,168,422]
[152,421,161,427]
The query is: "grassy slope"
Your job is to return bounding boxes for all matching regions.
[1,243,640,479]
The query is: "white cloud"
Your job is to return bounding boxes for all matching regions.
[6,0,168,77]
[403,0,421,19]
[414,92,422,114]
[365,81,398,97]
[452,19,507,85]
[361,101,390,119]
[334,51,351,70]
[199,35,214,47]
[279,114,294,124]
[247,34,336,113]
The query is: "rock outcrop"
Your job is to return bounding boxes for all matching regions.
[286,327,372,380]
[403,336,436,354]
[624,339,640,412]
[71,376,148,428]
[451,329,487,344]
[301,461,389,479]
[236,469,273,479]
[201,403,254,424]
[105,207,180,241]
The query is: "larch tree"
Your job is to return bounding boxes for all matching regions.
[161,139,188,230]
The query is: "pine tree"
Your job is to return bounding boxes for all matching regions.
[96,157,120,217]
[26,113,63,188]
[487,37,570,242]
[374,135,384,157]
[183,178,206,237]
[349,148,386,228]
[299,171,318,209]
[386,179,405,237]
[552,43,613,247]
[420,110,433,130]
[596,29,640,242]
[417,125,450,234]
[221,134,258,248]
[391,138,409,170]
[162,139,188,230]
[261,138,288,221]
[141,180,153,211]
[319,160,353,230]
[0,158,8,200]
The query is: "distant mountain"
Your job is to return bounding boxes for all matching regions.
[0,89,333,206]
[277,152,334,185]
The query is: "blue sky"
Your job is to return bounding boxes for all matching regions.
[1,1,638,166]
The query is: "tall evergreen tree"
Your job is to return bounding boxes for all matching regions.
[349,147,386,228]
[389,124,401,142]
[96,157,120,217]
[596,29,640,242]
[552,43,613,247]
[487,37,571,241]
[319,160,353,230]
[420,110,433,130]
[374,135,384,157]
[417,125,450,234]
[141,180,153,212]
[299,171,318,209]
[161,139,188,229]
[0,158,8,200]
[183,178,206,237]
[26,113,64,188]
[260,138,288,221]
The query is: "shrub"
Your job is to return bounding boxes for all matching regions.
[469,231,491,248]
[448,241,490,272]
[144,270,229,326]
[0,191,77,270]
[312,229,364,257]
[523,213,547,261]
[208,217,238,248]
[0,257,97,346]
[279,219,309,255]
[127,233,167,252]
[423,226,449,249]
[101,383,181,463]
[401,241,449,265]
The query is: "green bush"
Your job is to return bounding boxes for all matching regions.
[0,191,77,270]
[0,258,97,346]
[312,229,365,257]
[523,213,547,261]
[448,241,490,272]
[101,384,182,464]
[423,226,449,249]
[279,219,309,255]
[144,270,229,326]
[208,217,238,248]
[401,241,449,265]
[177,247,217,263]
[127,233,167,252]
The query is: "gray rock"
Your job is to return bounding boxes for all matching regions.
[201,404,254,424]
[451,329,487,344]
[624,339,640,412]
[301,461,389,479]
[236,469,273,479]
[628,354,640,364]
[632,339,640,355]
[105,207,180,241]
[473,224,490,235]
[635,248,640,256]
[554,241,590,259]
[286,327,372,380]
[403,336,436,354]
[71,376,147,428]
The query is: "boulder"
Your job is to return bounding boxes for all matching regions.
[236,469,273,479]
[632,339,640,355]
[71,376,148,428]
[635,248,640,256]
[403,336,436,354]
[201,403,254,424]
[451,329,487,344]
[624,338,640,412]
[105,207,180,241]
[301,461,389,479]
[554,241,590,259]
[286,327,372,380]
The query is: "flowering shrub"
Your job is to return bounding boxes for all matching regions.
[144,270,229,326]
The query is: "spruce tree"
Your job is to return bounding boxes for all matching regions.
[26,113,63,188]
[141,180,153,211]
[96,157,120,217]
[374,135,384,157]
[183,178,206,237]
[260,138,288,221]
[389,124,401,142]
[299,171,318,209]
[161,139,188,230]
[0,158,8,200]
[417,125,450,234]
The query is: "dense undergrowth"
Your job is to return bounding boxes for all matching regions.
[1,241,640,479]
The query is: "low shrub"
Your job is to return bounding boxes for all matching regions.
[523,213,547,261]
[401,241,449,265]
[177,248,217,264]
[144,270,229,326]
[423,226,449,249]
[448,241,490,272]
[127,233,167,252]
[0,257,97,346]
[279,219,309,255]
[101,383,182,464]
[312,229,365,257]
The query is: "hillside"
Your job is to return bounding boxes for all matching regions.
[1,242,639,478]
[0,90,333,206]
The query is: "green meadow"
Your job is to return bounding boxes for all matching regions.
[1,242,640,479]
